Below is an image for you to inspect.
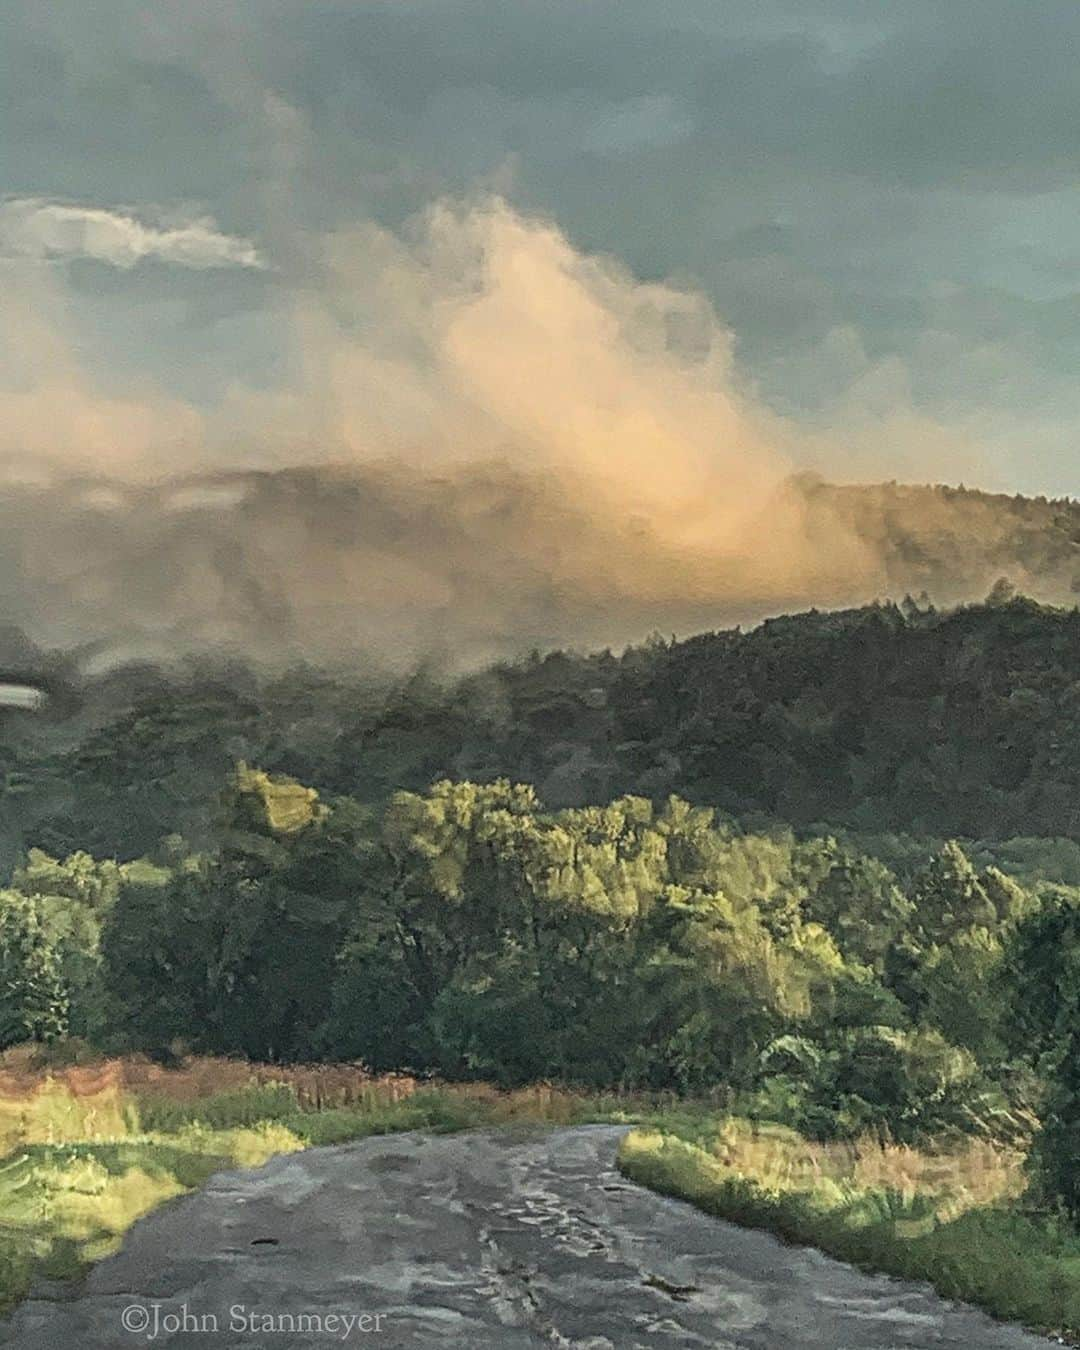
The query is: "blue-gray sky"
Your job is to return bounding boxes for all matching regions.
[4,0,1080,496]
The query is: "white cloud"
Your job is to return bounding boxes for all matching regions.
[0,198,265,270]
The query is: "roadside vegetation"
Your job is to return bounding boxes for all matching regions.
[619,1120,1080,1342]
[0,1048,676,1311]
[5,1046,1078,1342]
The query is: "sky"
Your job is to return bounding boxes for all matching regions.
[3,0,1080,499]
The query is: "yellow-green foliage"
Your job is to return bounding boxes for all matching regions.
[703,1115,1024,1215]
[232,763,323,835]
[618,1121,1080,1341]
[170,1121,306,1170]
[33,1154,185,1250]
[0,1078,133,1154]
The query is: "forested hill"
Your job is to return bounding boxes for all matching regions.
[355,593,1080,840]
[4,592,1080,861]
[596,592,1080,836]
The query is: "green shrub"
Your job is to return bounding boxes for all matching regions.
[133,1082,299,1132]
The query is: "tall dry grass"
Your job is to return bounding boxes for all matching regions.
[0,1047,421,1152]
[705,1116,1024,1218]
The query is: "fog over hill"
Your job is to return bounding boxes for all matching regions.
[0,466,1078,674]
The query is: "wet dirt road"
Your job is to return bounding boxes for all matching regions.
[0,1125,1049,1348]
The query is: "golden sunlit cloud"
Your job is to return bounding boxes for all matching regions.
[0,198,1058,666]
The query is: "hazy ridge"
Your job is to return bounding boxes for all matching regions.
[1,468,1079,674]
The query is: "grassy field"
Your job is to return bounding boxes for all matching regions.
[618,1118,1080,1343]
